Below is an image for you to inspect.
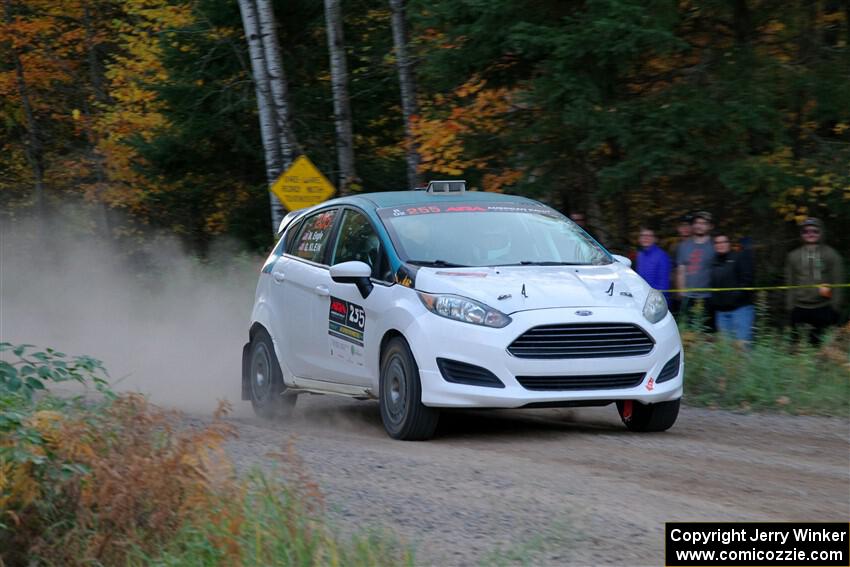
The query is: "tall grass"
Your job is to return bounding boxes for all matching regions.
[141,473,413,567]
[681,323,850,415]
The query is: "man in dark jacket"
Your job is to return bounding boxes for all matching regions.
[710,233,755,342]
[786,218,845,345]
[636,227,671,300]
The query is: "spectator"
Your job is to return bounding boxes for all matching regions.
[710,232,755,342]
[785,218,845,345]
[569,211,587,230]
[636,227,671,300]
[569,210,606,247]
[675,211,716,329]
[668,214,693,314]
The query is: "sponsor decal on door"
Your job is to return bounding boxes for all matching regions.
[328,296,365,366]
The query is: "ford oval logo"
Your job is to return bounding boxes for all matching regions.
[575,310,593,316]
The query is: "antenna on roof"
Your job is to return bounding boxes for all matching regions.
[426,180,466,193]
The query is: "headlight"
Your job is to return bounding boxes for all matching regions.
[418,292,511,328]
[642,289,668,324]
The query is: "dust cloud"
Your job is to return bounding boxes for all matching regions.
[0,210,263,416]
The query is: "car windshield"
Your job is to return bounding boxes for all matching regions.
[377,203,611,267]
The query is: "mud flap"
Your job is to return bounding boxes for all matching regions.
[621,400,633,422]
[241,341,251,400]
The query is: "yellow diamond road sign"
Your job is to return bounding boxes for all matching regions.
[271,155,336,211]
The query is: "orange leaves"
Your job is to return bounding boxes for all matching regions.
[412,75,522,184]
[0,8,77,105]
[7,395,240,565]
[0,447,42,512]
[482,169,523,193]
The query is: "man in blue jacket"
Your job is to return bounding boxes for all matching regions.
[636,227,672,301]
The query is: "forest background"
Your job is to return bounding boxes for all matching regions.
[2,0,849,321]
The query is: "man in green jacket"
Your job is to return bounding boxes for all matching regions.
[785,218,845,344]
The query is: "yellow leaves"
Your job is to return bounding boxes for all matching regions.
[454,79,486,98]
[0,458,42,512]
[413,75,521,179]
[207,26,238,41]
[0,410,67,513]
[482,169,524,193]
[91,0,195,208]
[834,123,848,135]
[762,21,786,35]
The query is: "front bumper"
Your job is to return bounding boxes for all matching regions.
[407,307,683,408]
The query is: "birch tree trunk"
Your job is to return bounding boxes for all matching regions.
[256,0,299,169]
[238,0,284,231]
[323,0,357,196]
[389,0,421,189]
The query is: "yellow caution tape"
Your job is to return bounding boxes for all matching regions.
[661,283,850,293]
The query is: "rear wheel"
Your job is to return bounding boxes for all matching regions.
[249,329,297,420]
[379,337,439,440]
[616,399,679,432]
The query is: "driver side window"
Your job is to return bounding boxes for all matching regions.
[331,210,391,281]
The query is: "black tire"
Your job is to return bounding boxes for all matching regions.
[379,337,439,440]
[616,398,680,432]
[248,329,297,420]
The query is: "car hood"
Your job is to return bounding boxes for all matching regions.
[413,264,650,314]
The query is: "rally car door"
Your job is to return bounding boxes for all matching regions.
[314,208,395,386]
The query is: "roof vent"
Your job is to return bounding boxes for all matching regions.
[426,180,466,193]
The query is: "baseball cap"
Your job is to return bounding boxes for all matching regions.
[800,217,822,231]
[692,211,713,223]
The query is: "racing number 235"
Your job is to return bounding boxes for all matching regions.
[348,305,365,331]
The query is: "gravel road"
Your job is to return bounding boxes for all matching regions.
[210,397,850,566]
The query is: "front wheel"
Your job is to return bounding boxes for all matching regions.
[379,337,439,440]
[616,399,679,432]
[248,329,297,420]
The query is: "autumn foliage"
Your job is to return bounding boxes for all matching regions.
[2,0,849,279]
[0,346,409,566]
[3,396,231,564]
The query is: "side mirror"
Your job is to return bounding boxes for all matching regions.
[612,254,632,268]
[330,261,374,298]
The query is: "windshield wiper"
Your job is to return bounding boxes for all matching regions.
[407,259,469,268]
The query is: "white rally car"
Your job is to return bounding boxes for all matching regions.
[242,181,683,440]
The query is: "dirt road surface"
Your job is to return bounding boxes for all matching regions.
[211,397,849,566]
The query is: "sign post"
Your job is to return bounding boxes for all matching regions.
[271,155,336,211]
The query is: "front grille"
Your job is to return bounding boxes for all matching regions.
[515,373,645,391]
[437,358,505,388]
[508,323,654,359]
[656,352,681,384]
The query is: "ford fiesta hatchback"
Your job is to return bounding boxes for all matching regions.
[242,181,683,440]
